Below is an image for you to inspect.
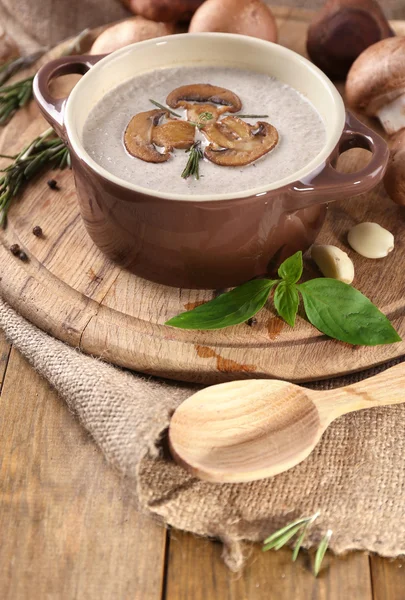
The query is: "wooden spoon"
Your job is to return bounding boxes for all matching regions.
[168,363,405,483]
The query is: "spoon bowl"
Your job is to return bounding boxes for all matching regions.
[169,362,405,482]
[169,380,321,482]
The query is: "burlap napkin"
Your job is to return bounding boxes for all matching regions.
[1,296,404,570]
[1,0,405,571]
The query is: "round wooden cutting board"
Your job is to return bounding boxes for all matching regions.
[1,8,404,384]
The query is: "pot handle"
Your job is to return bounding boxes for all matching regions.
[289,112,389,206]
[33,54,105,139]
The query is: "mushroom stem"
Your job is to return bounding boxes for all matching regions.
[346,38,405,133]
[376,95,405,136]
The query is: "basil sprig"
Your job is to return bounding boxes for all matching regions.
[165,251,401,346]
[165,279,277,330]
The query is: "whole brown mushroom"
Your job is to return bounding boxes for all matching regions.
[122,0,204,22]
[346,37,405,136]
[189,0,278,43]
[383,130,405,206]
[90,17,175,54]
[307,0,393,80]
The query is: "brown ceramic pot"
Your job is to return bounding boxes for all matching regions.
[34,33,388,289]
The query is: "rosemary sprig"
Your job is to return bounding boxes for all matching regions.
[149,98,182,118]
[61,28,90,57]
[0,29,90,126]
[0,76,35,124]
[314,530,332,577]
[236,113,269,118]
[0,51,44,87]
[181,141,203,180]
[198,111,214,124]
[0,128,69,227]
[149,99,213,129]
[262,512,333,577]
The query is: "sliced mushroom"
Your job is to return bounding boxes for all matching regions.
[166,84,242,114]
[204,116,253,149]
[204,116,279,166]
[186,103,222,124]
[152,119,196,150]
[124,109,171,163]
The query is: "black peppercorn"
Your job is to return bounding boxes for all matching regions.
[18,250,28,262]
[33,225,43,237]
[10,243,20,255]
[47,179,58,190]
[246,317,258,327]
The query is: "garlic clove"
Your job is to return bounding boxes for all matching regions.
[347,222,394,259]
[311,245,354,284]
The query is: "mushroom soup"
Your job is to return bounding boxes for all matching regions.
[82,66,326,196]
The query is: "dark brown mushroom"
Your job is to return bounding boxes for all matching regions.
[124,109,171,163]
[204,116,279,166]
[307,0,394,80]
[166,84,242,114]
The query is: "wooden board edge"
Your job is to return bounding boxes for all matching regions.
[1,234,404,385]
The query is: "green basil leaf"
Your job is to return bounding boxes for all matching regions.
[299,279,401,346]
[278,251,303,284]
[165,279,278,330]
[274,281,299,327]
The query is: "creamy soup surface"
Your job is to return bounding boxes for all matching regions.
[82,66,326,196]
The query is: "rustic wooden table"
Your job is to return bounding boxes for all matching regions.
[0,330,403,598]
[0,0,404,595]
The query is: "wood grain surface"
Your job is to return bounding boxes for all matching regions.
[1,345,404,599]
[0,8,404,385]
[165,530,374,600]
[0,347,167,600]
[1,8,405,598]
[0,331,10,387]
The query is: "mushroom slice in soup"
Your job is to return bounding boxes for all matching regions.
[186,103,221,125]
[204,116,279,166]
[166,84,242,115]
[152,119,196,151]
[124,109,171,163]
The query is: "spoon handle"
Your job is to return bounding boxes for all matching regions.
[316,360,405,421]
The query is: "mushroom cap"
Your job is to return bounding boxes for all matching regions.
[124,109,171,163]
[384,129,405,206]
[124,0,204,22]
[307,0,394,80]
[90,17,175,55]
[189,0,278,43]
[346,37,405,115]
[167,84,242,113]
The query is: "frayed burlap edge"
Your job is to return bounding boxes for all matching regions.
[1,297,405,571]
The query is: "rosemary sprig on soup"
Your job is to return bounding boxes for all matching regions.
[82,66,326,193]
